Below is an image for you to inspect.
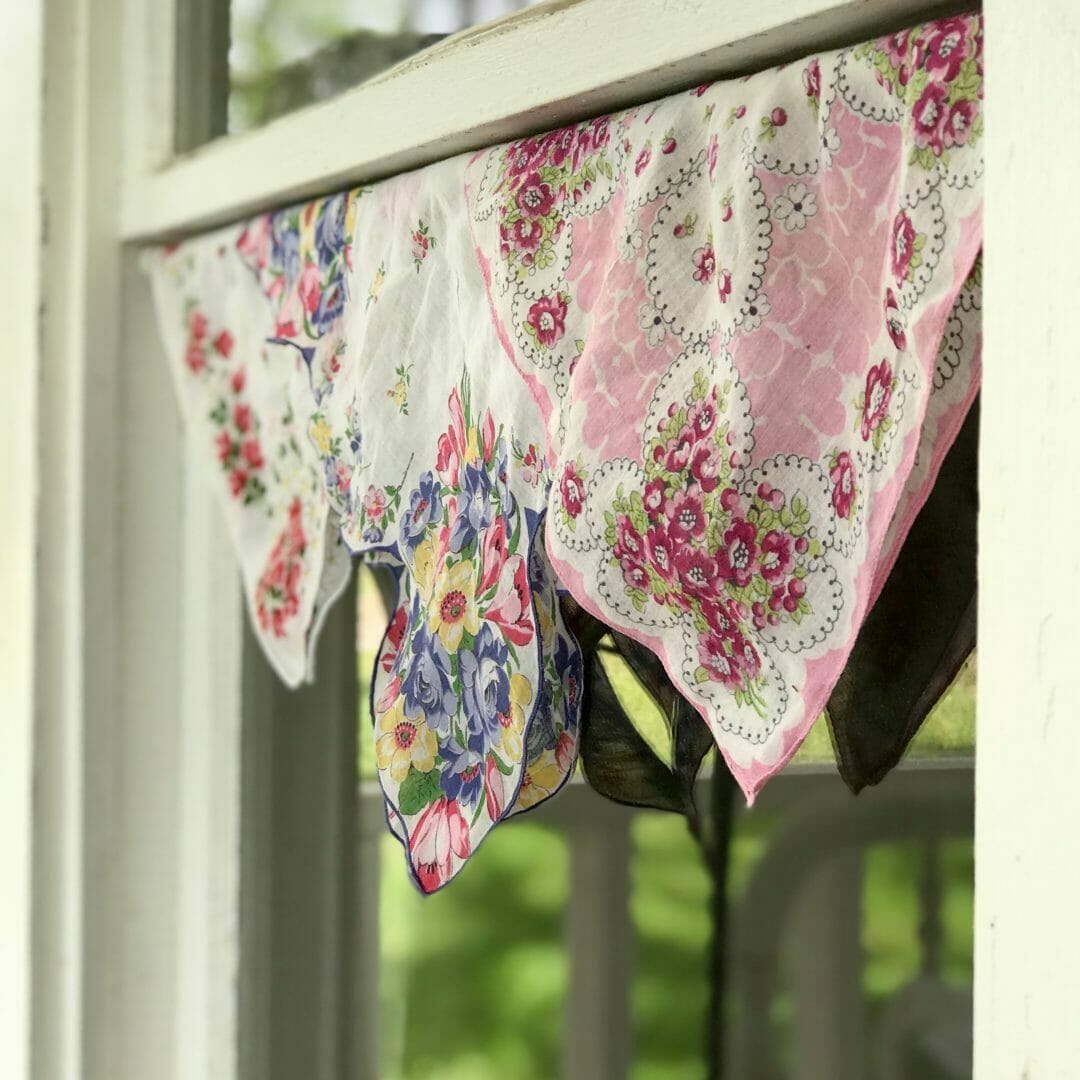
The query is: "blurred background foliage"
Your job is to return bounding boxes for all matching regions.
[356,568,974,1080]
[228,0,541,132]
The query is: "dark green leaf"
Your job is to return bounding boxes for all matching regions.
[397,767,441,815]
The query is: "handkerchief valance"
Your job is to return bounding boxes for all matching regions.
[146,13,983,892]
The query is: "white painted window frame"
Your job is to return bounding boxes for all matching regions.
[11,0,1074,1078]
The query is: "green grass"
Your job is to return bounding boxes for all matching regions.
[359,575,976,1078]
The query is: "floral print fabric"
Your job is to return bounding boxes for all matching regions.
[146,13,983,891]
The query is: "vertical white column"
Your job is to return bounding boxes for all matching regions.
[564,798,633,1080]
[0,2,44,1077]
[785,852,865,1080]
[977,3,1080,1076]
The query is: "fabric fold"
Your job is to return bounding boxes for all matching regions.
[146,12,983,888]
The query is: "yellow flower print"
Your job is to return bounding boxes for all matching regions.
[388,362,413,415]
[375,697,437,783]
[412,534,438,603]
[310,416,333,455]
[498,673,532,763]
[367,263,385,308]
[428,559,480,652]
[299,202,318,264]
[536,598,556,655]
[345,193,358,240]
[517,750,563,810]
[465,425,480,465]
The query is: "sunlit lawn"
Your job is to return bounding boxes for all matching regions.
[357,573,975,1079]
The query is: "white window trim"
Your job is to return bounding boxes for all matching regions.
[2,3,45,1078]
[975,5,1080,1076]
[20,0,1080,1078]
[120,0,967,240]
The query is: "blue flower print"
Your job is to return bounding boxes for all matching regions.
[402,623,457,737]
[459,623,510,752]
[400,471,444,547]
[449,462,494,553]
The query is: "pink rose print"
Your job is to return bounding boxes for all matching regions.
[644,478,667,519]
[527,294,568,349]
[436,387,467,486]
[363,485,387,522]
[236,217,270,271]
[942,98,977,149]
[701,597,739,638]
[560,461,586,518]
[830,451,856,519]
[255,498,306,638]
[717,268,733,303]
[556,730,576,773]
[334,461,351,495]
[298,262,321,315]
[242,438,265,470]
[759,530,795,583]
[410,219,438,270]
[861,360,894,441]
[922,17,970,82]
[674,544,718,597]
[665,487,707,544]
[884,288,906,350]
[634,143,653,176]
[479,517,509,594]
[661,129,677,155]
[891,211,916,283]
[646,523,676,582]
[504,138,546,185]
[690,444,722,493]
[511,217,543,254]
[410,797,470,893]
[715,518,758,587]
[692,244,716,284]
[733,635,762,681]
[587,115,612,151]
[621,559,649,591]
[697,631,743,690]
[883,29,912,73]
[379,605,408,674]
[521,444,543,486]
[484,756,504,823]
[613,514,646,562]
[213,329,234,358]
[687,398,717,440]
[485,555,534,646]
[185,342,207,374]
[546,125,578,169]
[515,172,556,218]
[758,106,788,141]
[663,428,695,472]
[911,82,948,154]
[233,402,252,434]
[802,60,822,104]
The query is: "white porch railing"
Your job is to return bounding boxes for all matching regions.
[351,758,974,1080]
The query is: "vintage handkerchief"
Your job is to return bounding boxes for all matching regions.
[146,13,983,891]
